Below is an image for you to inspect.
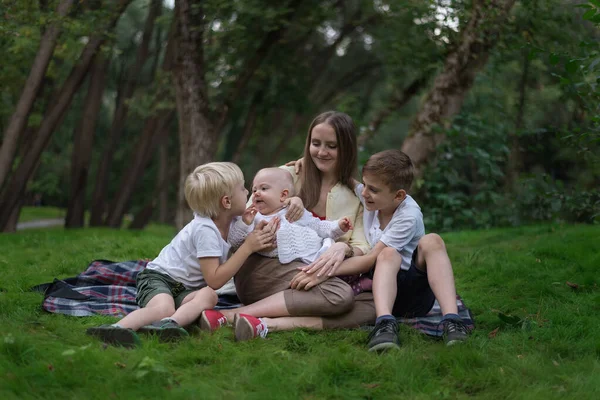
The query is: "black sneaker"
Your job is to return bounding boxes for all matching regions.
[443,318,469,346]
[138,320,189,342]
[367,319,400,352]
[86,325,141,348]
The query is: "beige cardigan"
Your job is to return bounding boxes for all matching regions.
[280,165,370,255]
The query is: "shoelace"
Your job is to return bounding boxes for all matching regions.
[444,320,468,335]
[368,319,397,340]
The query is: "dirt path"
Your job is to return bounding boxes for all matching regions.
[16,219,64,230]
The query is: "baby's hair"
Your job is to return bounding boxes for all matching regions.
[362,150,414,191]
[255,168,296,196]
[185,162,244,218]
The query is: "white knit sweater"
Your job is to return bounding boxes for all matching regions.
[228,208,345,264]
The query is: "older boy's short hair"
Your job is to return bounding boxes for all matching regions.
[362,150,414,191]
[185,162,244,218]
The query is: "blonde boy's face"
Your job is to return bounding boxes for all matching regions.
[252,170,287,215]
[361,173,405,213]
[230,181,249,215]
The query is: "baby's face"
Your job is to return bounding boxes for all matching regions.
[251,170,285,215]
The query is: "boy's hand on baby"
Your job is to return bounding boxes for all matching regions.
[338,217,353,232]
[242,205,257,225]
[284,196,304,222]
[248,217,279,252]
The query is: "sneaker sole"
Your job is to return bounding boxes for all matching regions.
[445,338,467,347]
[153,328,189,343]
[86,327,139,348]
[199,312,214,332]
[368,341,401,353]
[234,317,255,342]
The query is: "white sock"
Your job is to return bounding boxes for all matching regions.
[111,323,123,328]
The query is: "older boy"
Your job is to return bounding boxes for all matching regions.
[295,150,469,350]
[355,150,468,350]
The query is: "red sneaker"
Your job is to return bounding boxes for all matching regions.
[234,314,268,341]
[199,310,228,332]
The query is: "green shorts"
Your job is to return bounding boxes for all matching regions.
[136,269,195,308]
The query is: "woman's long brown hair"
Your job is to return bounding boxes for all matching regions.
[298,111,358,211]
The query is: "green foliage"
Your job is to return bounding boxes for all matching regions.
[420,115,510,231]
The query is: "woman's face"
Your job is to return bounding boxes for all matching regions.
[309,123,338,174]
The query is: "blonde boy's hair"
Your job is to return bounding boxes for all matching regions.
[185,162,244,218]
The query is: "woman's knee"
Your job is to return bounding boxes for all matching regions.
[320,280,354,313]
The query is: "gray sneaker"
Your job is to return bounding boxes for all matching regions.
[443,318,469,346]
[367,319,400,352]
[86,325,140,348]
[138,320,189,342]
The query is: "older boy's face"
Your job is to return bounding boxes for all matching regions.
[252,170,286,215]
[361,173,402,213]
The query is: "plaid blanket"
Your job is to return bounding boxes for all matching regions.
[397,296,475,338]
[30,259,241,317]
[31,259,474,337]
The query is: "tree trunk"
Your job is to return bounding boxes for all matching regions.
[89,0,161,226]
[157,143,170,224]
[65,54,110,228]
[104,18,176,228]
[105,110,174,228]
[505,49,529,188]
[358,75,429,147]
[0,0,74,188]
[401,0,517,177]
[173,0,216,230]
[0,0,132,232]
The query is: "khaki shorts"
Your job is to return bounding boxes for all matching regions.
[136,269,194,308]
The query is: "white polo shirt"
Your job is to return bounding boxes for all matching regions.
[355,184,425,271]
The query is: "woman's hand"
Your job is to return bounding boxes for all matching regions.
[299,241,349,277]
[290,270,329,291]
[284,196,304,222]
[284,157,304,175]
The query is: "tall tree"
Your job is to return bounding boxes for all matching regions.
[0,0,74,188]
[89,0,162,226]
[401,0,517,176]
[0,0,132,232]
[172,0,216,229]
[65,53,110,228]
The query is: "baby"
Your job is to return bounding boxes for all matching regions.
[228,168,352,264]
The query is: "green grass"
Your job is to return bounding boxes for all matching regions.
[18,206,65,222]
[1,223,599,399]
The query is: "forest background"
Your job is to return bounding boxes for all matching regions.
[0,0,598,233]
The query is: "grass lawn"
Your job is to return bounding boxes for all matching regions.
[1,223,599,399]
[18,206,65,223]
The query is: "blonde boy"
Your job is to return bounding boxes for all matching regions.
[86,162,277,347]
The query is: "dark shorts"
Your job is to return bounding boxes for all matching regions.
[391,248,436,318]
[136,269,195,308]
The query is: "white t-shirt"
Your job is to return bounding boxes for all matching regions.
[355,184,425,271]
[146,214,232,290]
